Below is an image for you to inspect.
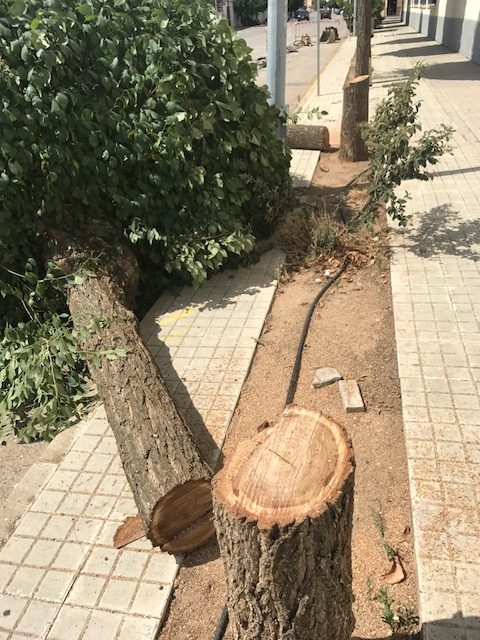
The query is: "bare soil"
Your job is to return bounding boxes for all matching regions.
[159,155,418,640]
[0,436,48,545]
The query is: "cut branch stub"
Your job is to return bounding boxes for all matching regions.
[213,406,355,640]
[149,479,215,554]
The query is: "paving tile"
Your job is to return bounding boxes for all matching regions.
[4,566,44,598]
[51,542,88,572]
[81,610,123,640]
[46,604,90,640]
[0,538,35,567]
[35,570,76,603]
[0,563,17,592]
[113,550,149,580]
[129,582,169,617]
[143,552,180,584]
[117,616,159,640]
[15,600,61,638]
[66,574,105,607]
[82,547,118,576]
[41,515,75,541]
[98,578,137,612]
[0,595,29,630]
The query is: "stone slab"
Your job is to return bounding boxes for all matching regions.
[312,367,343,388]
[338,380,366,413]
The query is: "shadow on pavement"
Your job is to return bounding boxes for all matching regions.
[395,203,480,262]
[353,613,480,639]
[423,60,480,81]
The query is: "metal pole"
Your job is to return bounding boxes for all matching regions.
[267,0,288,133]
[353,0,358,35]
[316,0,320,96]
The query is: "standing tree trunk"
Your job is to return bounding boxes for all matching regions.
[355,0,372,78]
[339,74,370,161]
[213,407,355,640]
[53,237,214,552]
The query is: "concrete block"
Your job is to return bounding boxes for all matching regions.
[338,380,366,413]
[312,367,343,389]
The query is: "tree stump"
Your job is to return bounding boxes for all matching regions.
[339,74,370,162]
[286,124,330,151]
[213,407,355,640]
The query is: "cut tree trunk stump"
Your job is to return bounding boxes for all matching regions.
[286,124,330,151]
[213,406,355,640]
[54,239,214,553]
[339,74,369,162]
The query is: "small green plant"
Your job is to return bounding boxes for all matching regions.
[361,66,454,226]
[371,506,396,561]
[378,587,419,635]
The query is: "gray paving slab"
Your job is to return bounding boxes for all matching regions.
[370,23,480,635]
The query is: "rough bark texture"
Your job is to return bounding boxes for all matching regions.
[355,0,372,78]
[286,124,330,151]
[339,75,370,162]
[55,240,212,547]
[213,407,355,640]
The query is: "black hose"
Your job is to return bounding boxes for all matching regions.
[285,256,349,405]
[213,606,229,640]
[212,256,349,640]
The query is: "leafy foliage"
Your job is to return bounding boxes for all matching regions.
[0,0,290,284]
[0,0,290,440]
[361,68,453,225]
[0,260,96,442]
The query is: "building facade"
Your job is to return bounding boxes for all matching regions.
[403,0,480,64]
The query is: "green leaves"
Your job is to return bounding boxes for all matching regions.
[361,67,453,225]
[1,0,291,441]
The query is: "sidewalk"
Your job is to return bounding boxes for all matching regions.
[0,251,284,640]
[370,23,480,640]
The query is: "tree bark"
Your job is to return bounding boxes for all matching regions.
[53,238,214,552]
[286,124,330,151]
[213,407,355,640]
[339,74,370,162]
[355,0,372,78]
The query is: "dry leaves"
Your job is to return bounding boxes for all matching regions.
[383,555,406,585]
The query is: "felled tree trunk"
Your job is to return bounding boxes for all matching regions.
[286,124,330,151]
[213,407,355,640]
[53,238,213,552]
[339,74,370,162]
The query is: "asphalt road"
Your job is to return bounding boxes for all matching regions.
[237,14,348,109]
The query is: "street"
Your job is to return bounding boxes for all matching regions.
[237,13,349,109]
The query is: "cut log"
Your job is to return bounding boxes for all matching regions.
[52,237,213,552]
[339,74,370,162]
[286,124,330,151]
[213,406,355,640]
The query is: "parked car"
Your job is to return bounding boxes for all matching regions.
[294,8,310,21]
[319,7,332,19]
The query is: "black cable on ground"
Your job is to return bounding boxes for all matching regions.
[285,255,349,405]
[212,255,349,640]
[213,605,229,640]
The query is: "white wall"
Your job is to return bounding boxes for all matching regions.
[405,0,480,64]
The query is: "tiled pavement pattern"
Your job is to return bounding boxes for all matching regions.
[290,149,320,187]
[370,23,480,639]
[0,250,284,639]
[139,249,285,468]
